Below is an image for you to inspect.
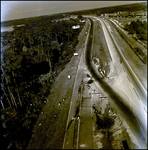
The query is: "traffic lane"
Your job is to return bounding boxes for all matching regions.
[101,17,146,92]
[63,51,88,149]
[88,16,146,94]
[98,17,147,145]
[108,19,147,90]
[96,17,147,132]
[87,59,147,149]
[95,16,147,131]
[87,14,146,138]
[100,18,147,109]
[63,21,91,149]
[123,65,147,109]
[85,18,147,149]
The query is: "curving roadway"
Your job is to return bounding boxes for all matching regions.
[84,16,147,149]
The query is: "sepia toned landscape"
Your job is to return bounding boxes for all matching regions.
[1,1,147,149]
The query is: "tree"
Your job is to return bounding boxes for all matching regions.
[25,29,34,49]
[51,23,59,42]
[37,45,44,61]
[50,41,61,64]
[77,14,82,20]
[33,26,40,47]
[143,21,147,30]
[12,71,22,106]
[128,24,136,34]
[3,44,24,108]
[3,72,17,108]
[44,42,53,72]
[44,26,52,41]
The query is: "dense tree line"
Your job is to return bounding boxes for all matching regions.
[2,2,146,28]
[67,2,147,16]
[125,19,147,40]
[1,13,66,27]
[1,17,84,149]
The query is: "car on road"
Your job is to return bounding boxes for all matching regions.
[77,116,80,119]
[74,53,78,56]
[68,75,71,79]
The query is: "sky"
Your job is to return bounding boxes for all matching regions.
[1,1,143,22]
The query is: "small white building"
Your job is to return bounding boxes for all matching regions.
[72,25,80,29]
[22,46,27,52]
[80,20,85,22]
[70,15,77,19]
[74,53,78,56]
[68,75,71,79]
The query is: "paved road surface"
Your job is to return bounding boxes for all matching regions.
[83,16,147,149]
[102,18,147,109]
[62,19,91,149]
[63,16,147,149]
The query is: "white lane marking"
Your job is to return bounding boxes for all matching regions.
[127,75,131,84]
[63,20,91,149]
[133,88,140,100]
[143,107,147,113]
[132,109,146,148]
[96,16,147,95]
[107,20,146,93]
[122,66,125,72]
[63,59,82,148]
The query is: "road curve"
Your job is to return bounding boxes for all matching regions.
[84,17,147,149]
[100,18,147,110]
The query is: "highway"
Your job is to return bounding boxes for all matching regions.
[63,16,147,149]
[102,18,147,110]
[83,16,147,149]
[62,19,92,149]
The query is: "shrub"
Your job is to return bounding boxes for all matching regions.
[87,79,94,84]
